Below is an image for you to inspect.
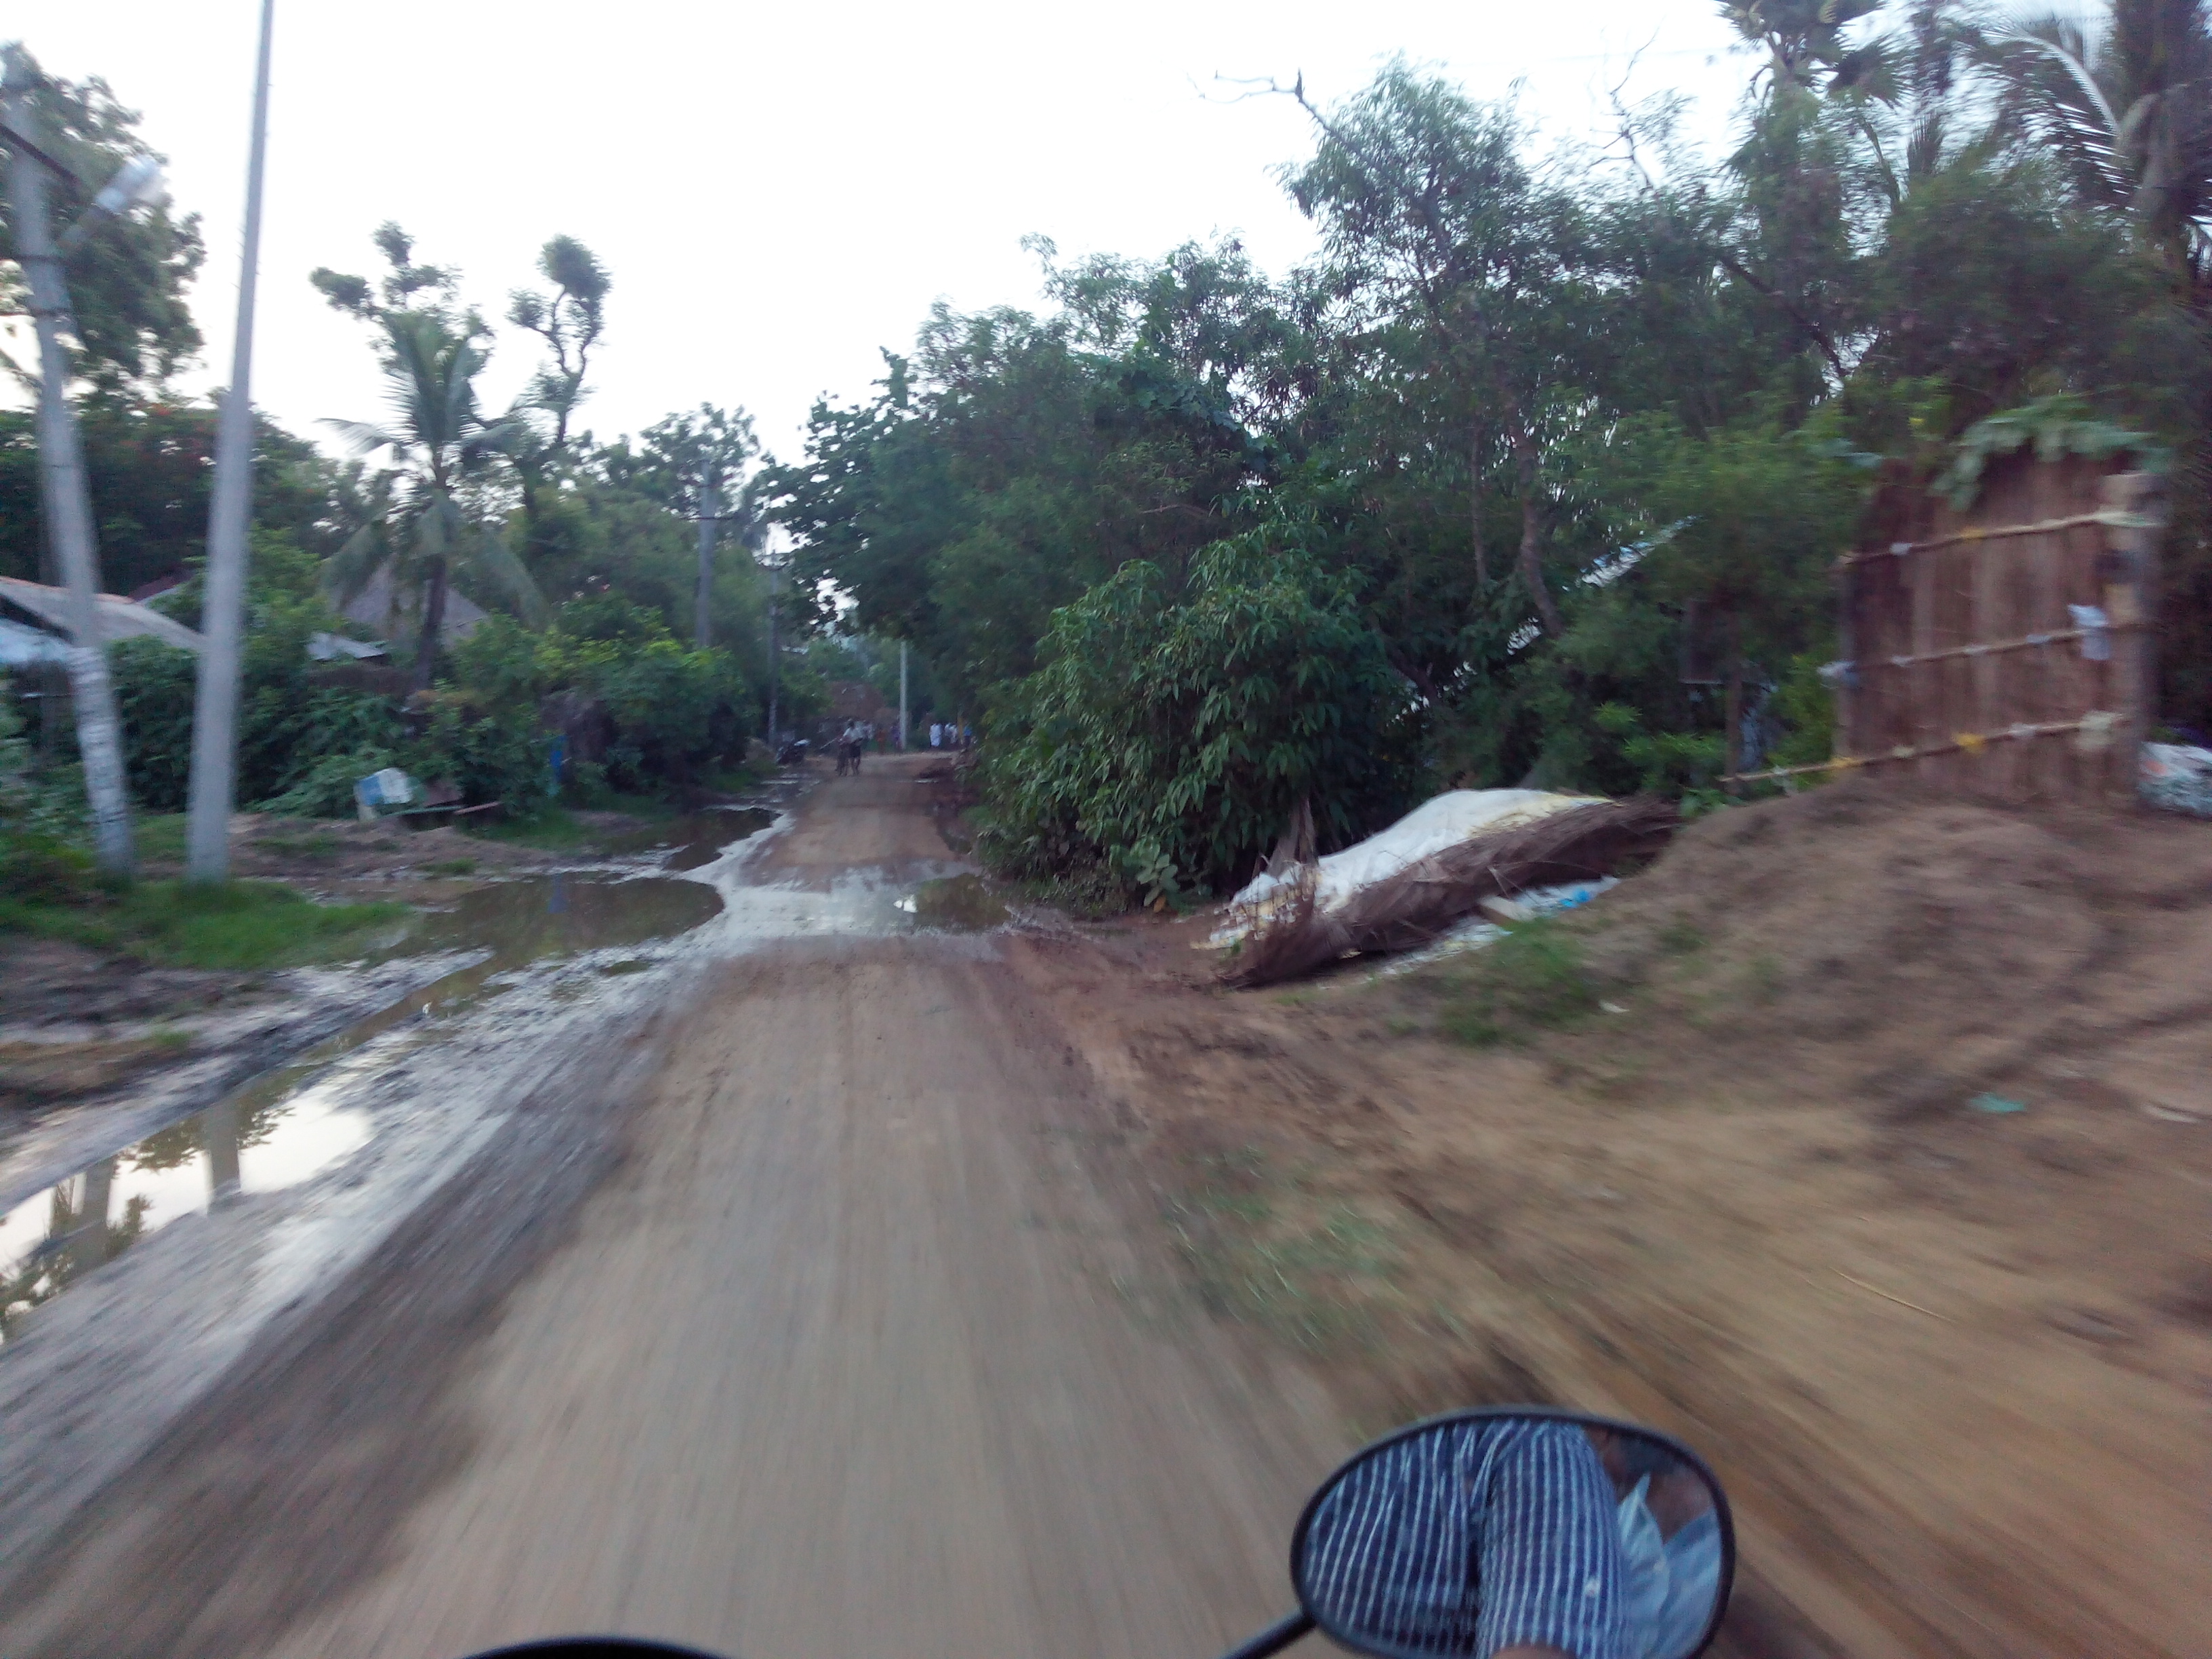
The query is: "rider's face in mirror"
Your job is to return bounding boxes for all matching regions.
[1295,1414,1727,1659]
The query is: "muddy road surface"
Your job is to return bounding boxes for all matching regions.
[0,756,1342,1659]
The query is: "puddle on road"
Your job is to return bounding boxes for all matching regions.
[400,872,724,962]
[897,874,1010,932]
[0,1087,367,1343]
[1,819,765,1344]
[602,806,775,872]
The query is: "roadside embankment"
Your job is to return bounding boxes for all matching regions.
[1012,779,2212,1657]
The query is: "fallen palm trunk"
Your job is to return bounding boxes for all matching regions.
[1216,794,1679,988]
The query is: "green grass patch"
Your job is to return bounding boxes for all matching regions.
[468,806,592,850]
[1164,1149,1401,1351]
[422,857,477,877]
[470,794,676,852]
[133,814,188,863]
[1,836,405,969]
[1436,918,1602,1048]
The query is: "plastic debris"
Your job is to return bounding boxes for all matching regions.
[1366,880,1622,978]
[2067,604,2111,661]
[2140,741,2212,819]
[1969,1094,2027,1114]
[353,766,417,822]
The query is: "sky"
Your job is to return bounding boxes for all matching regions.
[13,1,1757,466]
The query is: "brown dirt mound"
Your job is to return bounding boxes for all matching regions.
[1006,779,2212,1656]
[1570,781,2118,1059]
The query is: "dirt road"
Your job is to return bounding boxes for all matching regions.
[0,758,1343,1659]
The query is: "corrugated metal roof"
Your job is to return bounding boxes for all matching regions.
[0,616,73,666]
[0,577,205,654]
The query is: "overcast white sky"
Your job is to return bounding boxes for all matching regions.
[15,1,1754,465]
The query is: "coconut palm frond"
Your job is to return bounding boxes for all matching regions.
[411,491,466,565]
[460,527,550,627]
[1994,15,2125,134]
[322,519,390,607]
[1906,108,1950,184]
[320,417,407,457]
[324,302,551,667]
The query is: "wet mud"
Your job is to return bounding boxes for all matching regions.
[0,755,1345,1659]
[0,871,729,1347]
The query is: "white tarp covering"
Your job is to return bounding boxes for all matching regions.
[1215,788,1603,944]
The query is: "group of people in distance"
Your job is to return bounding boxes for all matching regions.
[827,718,971,777]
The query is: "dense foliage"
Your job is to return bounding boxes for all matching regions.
[3,78,790,830]
[12,2,2212,907]
[980,537,1414,901]
[769,0,2212,901]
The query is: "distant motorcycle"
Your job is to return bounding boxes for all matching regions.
[775,738,809,766]
[459,1407,1735,1659]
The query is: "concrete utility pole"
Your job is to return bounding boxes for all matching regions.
[185,0,276,883]
[3,52,135,875]
[765,552,779,743]
[694,501,716,650]
[899,640,909,750]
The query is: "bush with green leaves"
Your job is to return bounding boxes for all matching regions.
[257,747,397,818]
[979,536,1416,903]
[449,607,755,800]
[412,701,552,811]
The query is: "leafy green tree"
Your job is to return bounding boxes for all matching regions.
[312,227,544,688]
[1279,66,1595,636]
[502,234,611,571]
[980,537,1414,901]
[506,235,609,451]
[0,54,204,396]
[0,402,342,592]
[108,530,403,812]
[1988,0,2212,298]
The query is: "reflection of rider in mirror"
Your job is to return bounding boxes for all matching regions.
[1303,1418,1627,1658]
[1586,1431,1721,1659]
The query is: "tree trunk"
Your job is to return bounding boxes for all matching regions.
[1513,433,1562,636]
[6,64,135,875]
[416,556,449,693]
[1513,436,1565,641]
[1471,415,1488,589]
[1723,607,1744,791]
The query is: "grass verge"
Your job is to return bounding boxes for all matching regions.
[1,836,405,970]
[468,794,677,852]
[1163,1147,1401,1350]
[1433,918,1602,1047]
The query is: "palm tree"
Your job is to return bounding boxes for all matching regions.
[1990,0,2212,297]
[324,309,546,689]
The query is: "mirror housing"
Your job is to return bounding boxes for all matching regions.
[1291,1407,1734,1659]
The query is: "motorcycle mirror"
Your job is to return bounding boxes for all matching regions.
[1288,1408,1734,1659]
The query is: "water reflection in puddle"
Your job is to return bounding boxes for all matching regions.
[602,806,775,873]
[1,819,766,1343]
[1,1088,367,1342]
[401,872,724,963]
